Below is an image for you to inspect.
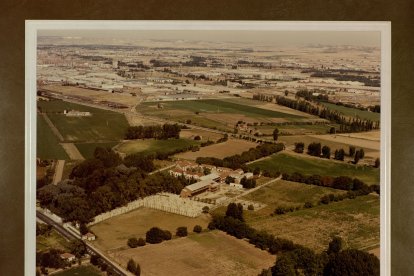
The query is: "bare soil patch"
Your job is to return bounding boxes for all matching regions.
[90,208,210,251]
[109,231,276,276]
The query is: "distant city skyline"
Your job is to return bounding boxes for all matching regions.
[38,30,380,47]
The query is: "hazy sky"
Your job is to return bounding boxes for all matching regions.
[38,30,381,47]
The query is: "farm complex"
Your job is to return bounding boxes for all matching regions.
[36,29,381,276]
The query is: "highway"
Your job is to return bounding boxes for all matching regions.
[36,211,130,276]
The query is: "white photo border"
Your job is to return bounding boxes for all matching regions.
[25,20,391,276]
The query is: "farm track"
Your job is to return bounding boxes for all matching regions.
[42,113,64,141]
[61,143,85,160]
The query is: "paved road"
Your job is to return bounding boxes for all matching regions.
[52,160,65,185]
[149,164,176,175]
[36,211,130,276]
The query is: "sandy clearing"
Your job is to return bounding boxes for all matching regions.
[109,231,276,276]
[175,138,257,160]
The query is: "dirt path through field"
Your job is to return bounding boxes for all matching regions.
[61,143,84,160]
[42,113,64,141]
[52,160,65,185]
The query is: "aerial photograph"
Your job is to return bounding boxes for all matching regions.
[35,28,381,276]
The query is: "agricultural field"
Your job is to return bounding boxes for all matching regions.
[109,230,275,276]
[75,142,119,159]
[36,228,71,252]
[175,138,257,160]
[43,84,141,107]
[37,114,69,160]
[249,152,380,185]
[320,102,380,121]
[256,123,335,136]
[278,131,380,161]
[179,128,224,142]
[54,265,103,276]
[246,195,380,252]
[242,179,347,214]
[38,100,129,142]
[139,99,310,131]
[115,138,200,156]
[90,207,211,251]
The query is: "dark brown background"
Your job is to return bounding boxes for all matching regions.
[0,0,412,275]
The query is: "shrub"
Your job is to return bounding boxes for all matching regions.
[163,230,172,240]
[248,204,255,211]
[146,227,165,244]
[193,225,202,233]
[176,227,188,237]
[137,238,146,247]
[304,202,313,208]
[127,237,139,248]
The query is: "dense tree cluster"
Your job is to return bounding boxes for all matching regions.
[240,176,256,189]
[296,89,329,102]
[323,249,380,275]
[225,203,244,222]
[294,142,305,153]
[307,142,322,157]
[37,148,189,223]
[310,72,380,87]
[36,249,67,270]
[334,149,346,161]
[196,143,284,169]
[124,124,181,140]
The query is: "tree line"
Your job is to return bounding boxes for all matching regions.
[196,142,284,169]
[281,173,380,194]
[124,123,181,140]
[253,93,379,133]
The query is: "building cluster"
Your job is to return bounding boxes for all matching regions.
[169,160,254,198]
[63,109,92,117]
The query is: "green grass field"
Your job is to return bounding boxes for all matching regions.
[115,138,200,155]
[141,99,305,119]
[249,152,379,185]
[75,142,119,159]
[54,265,102,276]
[37,114,69,160]
[246,195,379,252]
[321,102,380,121]
[36,229,71,252]
[38,100,129,142]
[242,180,346,212]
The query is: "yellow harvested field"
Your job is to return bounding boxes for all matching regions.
[90,207,210,251]
[109,231,276,276]
[175,138,257,160]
